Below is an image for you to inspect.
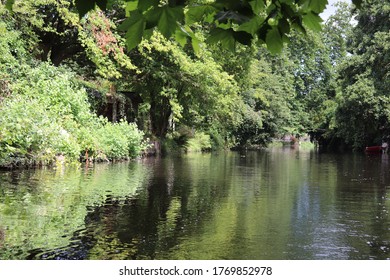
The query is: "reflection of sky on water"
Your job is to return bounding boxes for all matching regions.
[289,182,352,259]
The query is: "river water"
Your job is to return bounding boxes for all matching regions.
[0,147,389,260]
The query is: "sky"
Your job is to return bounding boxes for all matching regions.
[320,0,351,21]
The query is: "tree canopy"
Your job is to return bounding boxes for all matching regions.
[6,0,363,54]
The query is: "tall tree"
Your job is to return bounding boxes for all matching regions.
[335,0,390,149]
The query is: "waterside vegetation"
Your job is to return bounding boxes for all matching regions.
[1,0,389,168]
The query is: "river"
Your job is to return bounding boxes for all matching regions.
[0,147,389,259]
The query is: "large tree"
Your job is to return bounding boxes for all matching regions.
[129,31,239,138]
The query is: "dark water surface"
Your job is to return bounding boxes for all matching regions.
[1,148,389,260]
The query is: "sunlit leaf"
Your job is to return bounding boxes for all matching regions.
[191,35,201,54]
[125,0,138,16]
[175,27,190,47]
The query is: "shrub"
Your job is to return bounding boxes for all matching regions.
[0,97,64,166]
[185,132,212,152]
[95,119,146,160]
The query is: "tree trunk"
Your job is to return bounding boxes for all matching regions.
[150,94,171,138]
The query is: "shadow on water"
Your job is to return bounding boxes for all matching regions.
[1,148,390,259]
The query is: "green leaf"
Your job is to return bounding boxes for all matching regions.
[184,26,201,54]
[125,0,139,16]
[144,7,163,29]
[282,34,291,44]
[143,28,154,40]
[291,16,306,34]
[207,28,235,51]
[237,15,265,35]
[278,18,290,35]
[75,0,107,17]
[138,0,159,12]
[309,0,328,14]
[256,23,271,42]
[280,3,296,18]
[266,27,283,54]
[249,0,265,14]
[302,12,322,31]
[191,36,201,55]
[5,0,15,10]
[175,27,190,47]
[185,5,218,25]
[216,21,232,30]
[158,6,184,38]
[119,11,146,50]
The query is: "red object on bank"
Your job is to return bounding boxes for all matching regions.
[365,146,382,153]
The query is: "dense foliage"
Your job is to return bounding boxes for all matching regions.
[333,0,390,149]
